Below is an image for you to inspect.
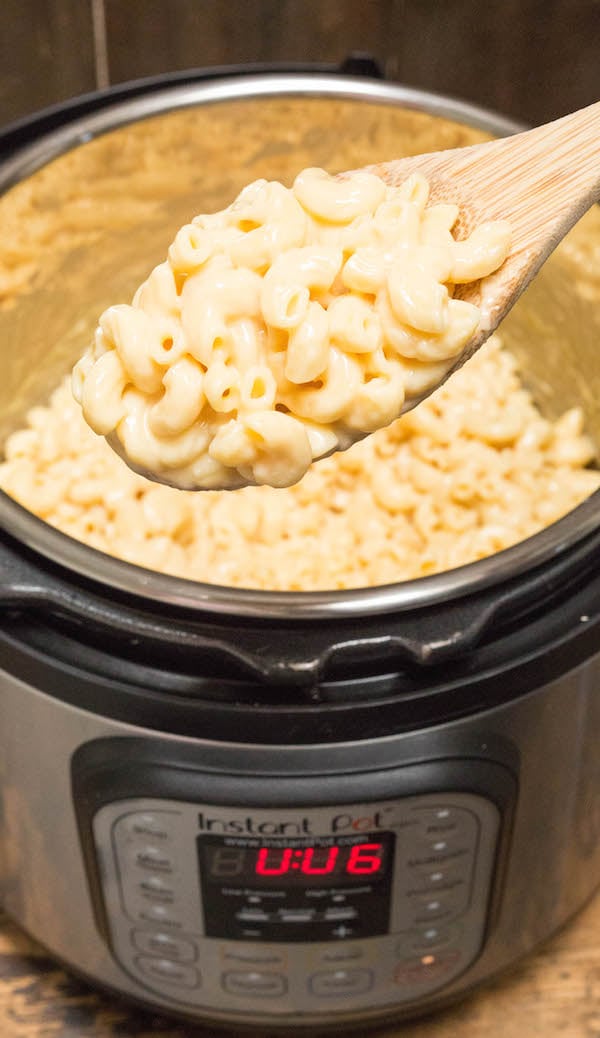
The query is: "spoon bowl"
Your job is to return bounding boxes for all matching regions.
[368,99,600,377]
[75,98,600,490]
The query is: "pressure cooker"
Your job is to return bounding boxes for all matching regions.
[0,66,599,1032]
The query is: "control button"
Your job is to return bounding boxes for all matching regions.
[393,949,461,988]
[417,832,473,856]
[135,955,199,988]
[278,910,315,923]
[422,806,459,820]
[138,875,177,903]
[324,907,358,922]
[417,807,473,833]
[332,923,356,939]
[222,971,287,997]
[310,968,374,998]
[410,859,467,884]
[137,903,184,928]
[411,895,450,921]
[409,924,460,952]
[127,845,177,873]
[131,929,197,962]
[235,909,270,923]
[411,887,468,923]
[117,812,176,842]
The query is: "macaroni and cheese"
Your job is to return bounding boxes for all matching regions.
[72,168,511,490]
[3,336,598,590]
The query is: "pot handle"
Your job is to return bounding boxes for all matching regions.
[0,536,53,608]
[0,529,498,693]
[1,528,596,695]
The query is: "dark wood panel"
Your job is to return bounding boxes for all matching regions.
[0,0,96,128]
[104,0,599,124]
[104,0,403,78]
[397,0,600,123]
[0,1,598,132]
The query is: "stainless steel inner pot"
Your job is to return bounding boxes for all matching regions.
[0,75,598,618]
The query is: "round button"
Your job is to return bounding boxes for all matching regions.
[409,843,471,871]
[222,971,287,997]
[410,893,456,925]
[138,903,184,928]
[410,884,469,924]
[309,968,374,998]
[420,807,476,842]
[127,845,177,873]
[407,869,468,900]
[118,812,175,842]
[138,874,177,903]
[409,924,460,952]
[135,955,199,988]
[132,929,197,962]
[414,829,474,860]
[394,949,461,988]
[411,857,466,880]
[425,837,453,854]
[415,895,445,915]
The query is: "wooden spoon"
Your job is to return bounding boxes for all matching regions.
[102,102,600,491]
[369,98,600,372]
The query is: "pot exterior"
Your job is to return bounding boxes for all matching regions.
[1,654,599,1029]
[0,71,599,1030]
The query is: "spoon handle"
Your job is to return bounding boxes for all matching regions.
[464,99,600,255]
[372,100,600,357]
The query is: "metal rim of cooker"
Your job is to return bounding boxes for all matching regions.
[0,72,598,620]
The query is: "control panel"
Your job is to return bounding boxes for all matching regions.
[91,793,500,1016]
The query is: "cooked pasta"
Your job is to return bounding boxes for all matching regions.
[72,168,511,491]
[2,336,598,591]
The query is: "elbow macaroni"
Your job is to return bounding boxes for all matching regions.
[2,335,598,590]
[72,168,511,490]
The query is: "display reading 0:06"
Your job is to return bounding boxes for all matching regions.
[203,840,389,883]
[256,843,384,876]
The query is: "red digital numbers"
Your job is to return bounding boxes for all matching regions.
[346,843,384,875]
[255,847,293,875]
[300,847,339,875]
[255,842,383,878]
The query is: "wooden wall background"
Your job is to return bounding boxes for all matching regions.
[0,0,599,128]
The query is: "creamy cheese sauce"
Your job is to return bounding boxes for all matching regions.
[72,169,510,490]
[2,335,598,590]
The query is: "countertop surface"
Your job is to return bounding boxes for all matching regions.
[1,893,599,1038]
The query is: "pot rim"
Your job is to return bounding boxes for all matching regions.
[0,72,598,619]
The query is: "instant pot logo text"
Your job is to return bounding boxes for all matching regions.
[197,809,391,836]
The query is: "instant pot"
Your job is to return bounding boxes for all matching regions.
[0,66,599,1032]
